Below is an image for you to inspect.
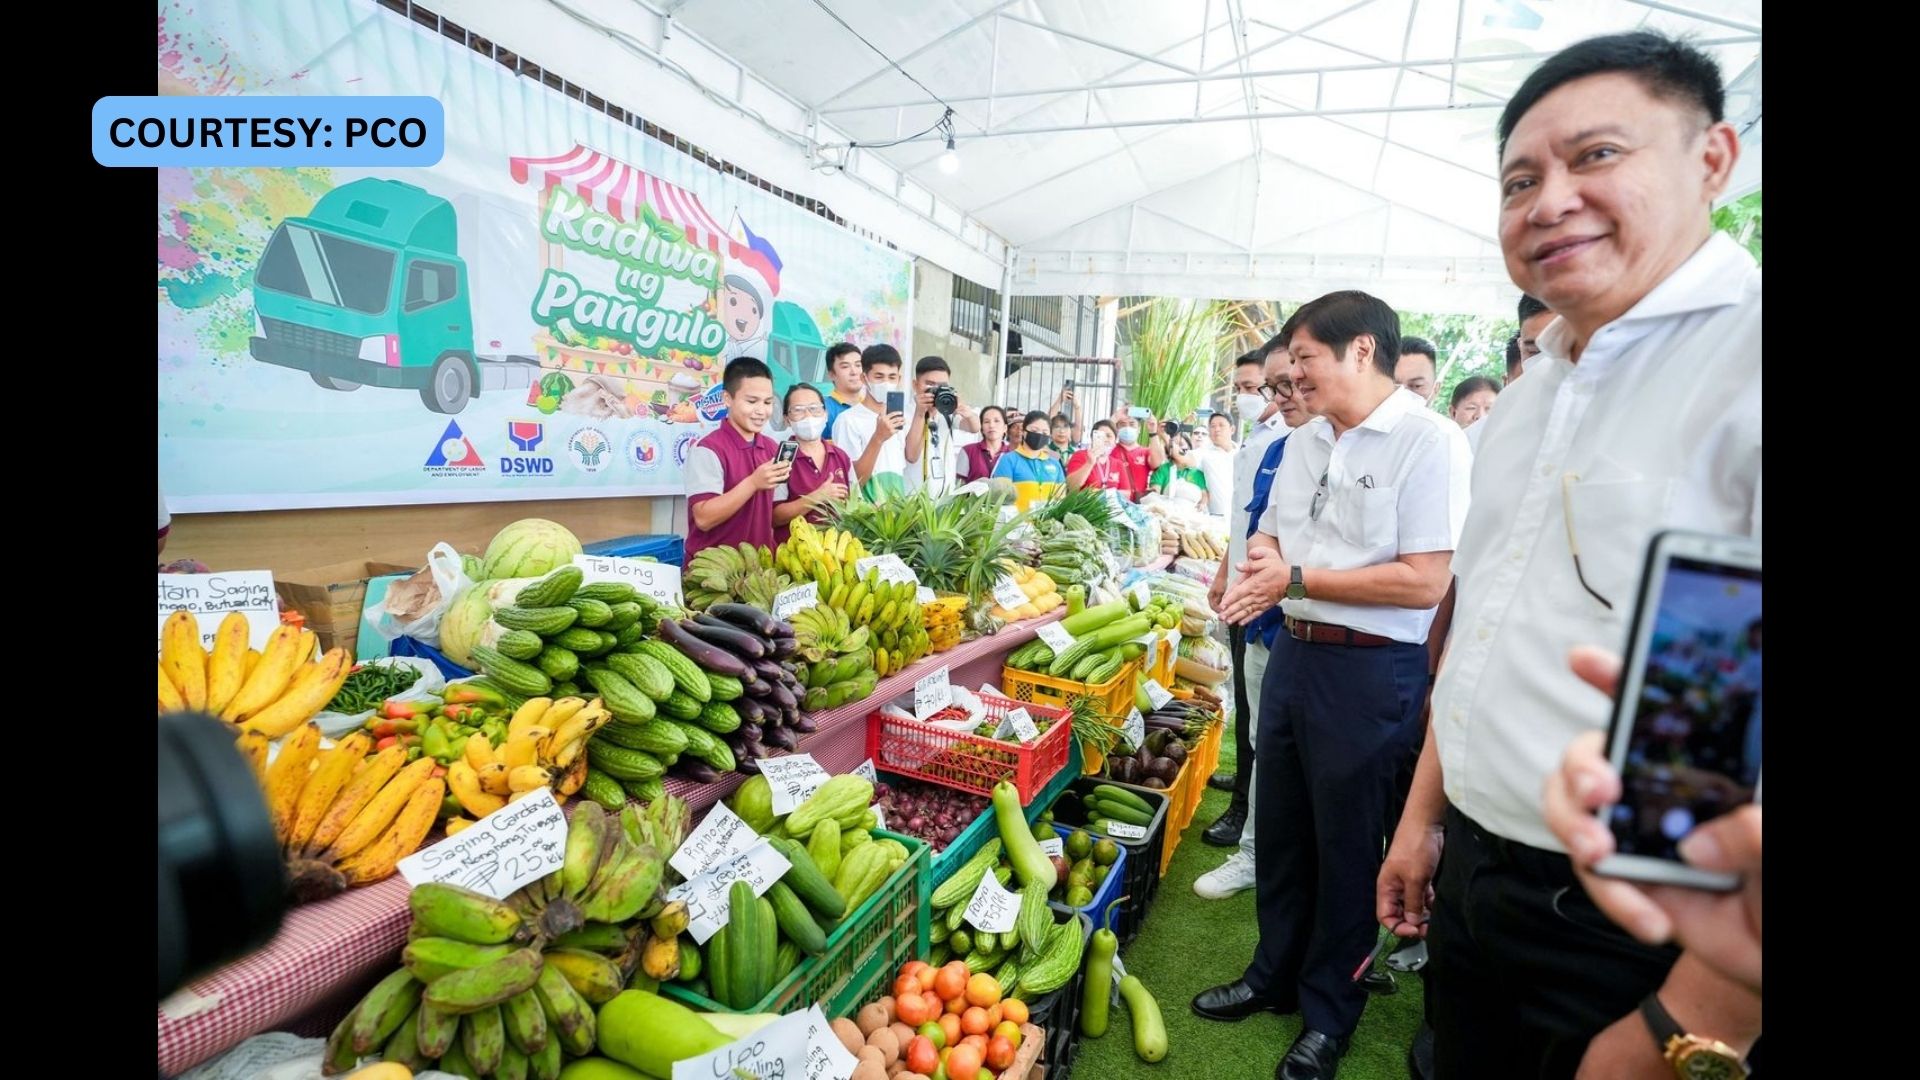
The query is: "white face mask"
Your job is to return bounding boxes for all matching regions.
[1116,426,1139,445]
[791,416,826,442]
[866,380,894,402]
[1236,393,1267,423]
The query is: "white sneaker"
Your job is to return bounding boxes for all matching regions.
[1194,851,1257,899]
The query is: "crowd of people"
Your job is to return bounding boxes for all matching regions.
[679,29,1762,1080]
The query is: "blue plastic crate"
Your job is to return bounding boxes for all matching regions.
[582,533,684,564]
[389,635,475,681]
[1050,822,1126,932]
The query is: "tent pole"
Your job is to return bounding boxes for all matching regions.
[993,247,1016,404]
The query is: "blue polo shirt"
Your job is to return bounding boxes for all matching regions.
[1245,433,1291,648]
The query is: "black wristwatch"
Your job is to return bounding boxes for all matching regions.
[1285,565,1306,601]
[1639,994,1748,1079]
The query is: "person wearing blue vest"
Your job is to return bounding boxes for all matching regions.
[1194,346,1308,893]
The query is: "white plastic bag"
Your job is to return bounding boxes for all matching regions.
[373,542,473,646]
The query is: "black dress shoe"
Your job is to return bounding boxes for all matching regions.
[1191,979,1292,1021]
[1276,1029,1349,1080]
[1407,1024,1436,1080]
[1203,806,1248,846]
[1359,968,1396,995]
[1208,771,1237,791]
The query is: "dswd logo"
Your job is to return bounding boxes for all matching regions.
[500,421,555,476]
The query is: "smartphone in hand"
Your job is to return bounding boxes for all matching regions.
[775,441,799,466]
[1595,530,1762,891]
[886,390,906,417]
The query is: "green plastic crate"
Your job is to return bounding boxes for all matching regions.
[661,829,930,1019]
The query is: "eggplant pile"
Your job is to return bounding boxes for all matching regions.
[1104,698,1216,790]
[657,603,816,778]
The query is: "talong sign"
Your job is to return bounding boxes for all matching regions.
[158,0,912,512]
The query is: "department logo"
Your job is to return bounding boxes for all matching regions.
[625,428,664,473]
[672,431,702,469]
[424,420,484,474]
[508,421,545,452]
[566,427,613,474]
[500,420,556,476]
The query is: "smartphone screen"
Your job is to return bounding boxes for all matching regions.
[775,441,798,466]
[1599,532,1761,886]
[1128,406,1150,420]
[886,390,905,416]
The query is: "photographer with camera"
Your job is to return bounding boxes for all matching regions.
[904,355,982,498]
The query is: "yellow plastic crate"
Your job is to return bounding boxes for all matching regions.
[1001,655,1143,721]
[1183,718,1225,828]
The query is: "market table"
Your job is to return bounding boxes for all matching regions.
[157,610,1064,1076]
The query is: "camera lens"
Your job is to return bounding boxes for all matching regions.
[158,712,287,999]
[932,384,959,417]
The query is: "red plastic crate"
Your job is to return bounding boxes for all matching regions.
[865,693,1073,805]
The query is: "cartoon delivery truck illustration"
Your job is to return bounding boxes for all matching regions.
[249,178,542,414]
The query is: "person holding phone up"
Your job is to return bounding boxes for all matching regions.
[1375,33,1762,1080]
[830,345,910,502]
[684,357,787,566]
[772,384,852,547]
[1150,428,1210,511]
[1065,420,1133,497]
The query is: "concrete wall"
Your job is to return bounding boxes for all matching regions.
[910,259,997,412]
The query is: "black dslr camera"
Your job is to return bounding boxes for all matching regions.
[931,383,960,419]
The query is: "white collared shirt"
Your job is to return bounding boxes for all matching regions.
[1463,417,1487,455]
[1227,415,1291,584]
[1433,233,1762,852]
[1195,440,1237,516]
[1260,387,1472,643]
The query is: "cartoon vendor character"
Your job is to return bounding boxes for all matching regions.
[720,224,782,365]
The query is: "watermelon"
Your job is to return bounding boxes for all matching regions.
[478,518,583,581]
[461,553,485,580]
[438,583,496,667]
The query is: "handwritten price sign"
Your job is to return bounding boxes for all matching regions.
[665,839,792,944]
[398,789,567,900]
[157,571,278,652]
[963,870,1021,933]
[761,754,832,816]
[573,554,683,608]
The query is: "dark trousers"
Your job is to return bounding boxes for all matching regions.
[1428,806,1681,1079]
[1243,631,1427,1037]
[1225,624,1252,808]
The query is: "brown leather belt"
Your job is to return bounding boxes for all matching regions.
[1285,615,1393,648]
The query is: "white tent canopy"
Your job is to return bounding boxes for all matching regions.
[450,0,1761,314]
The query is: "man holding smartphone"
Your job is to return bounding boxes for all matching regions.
[1376,32,1762,1080]
[903,355,981,498]
[831,344,910,502]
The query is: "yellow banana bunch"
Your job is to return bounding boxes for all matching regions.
[159,611,352,738]
[261,721,447,902]
[442,696,608,827]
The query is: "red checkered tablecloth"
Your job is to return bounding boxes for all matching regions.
[156,613,1059,1075]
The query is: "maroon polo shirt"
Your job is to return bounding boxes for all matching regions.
[774,442,854,548]
[684,422,777,565]
[961,440,1008,482]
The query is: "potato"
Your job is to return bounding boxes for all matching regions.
[850,1061,887,1080]
[900,1074,932,1080]
[857,1047,887,1079]
[832,1017,865,1058]
[889,1022,915,1049]
[878,995,896,1023]
[886,1062,905,1079]
[856,1003,890,1038]
[866,1025,901,1066]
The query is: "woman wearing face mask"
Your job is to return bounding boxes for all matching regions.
[960,405,1010,482]
[992,410,1068,511]
[773,384,852,546]
[1066,420,1133,496]
[1150,429,1210,511]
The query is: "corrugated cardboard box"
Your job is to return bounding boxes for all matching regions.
[275,560,414,658]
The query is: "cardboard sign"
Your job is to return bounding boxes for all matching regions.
[992,576,1029,610]
[158,571,278,652]
[772,582,820,620]
[398,789,567,900]
[994,707,1040,743]
[1121,708,1146,751]
[761,754,832,816]
[854,554,918,586]
[1038,836,1064,858]
[963,871,1021,933]
[670,801,758,881]
[672,1004,857,1080]
[665,838,793,944]
[1142,679,1174,710]
[913,667,953,720]
[573,554,683,608]
[1035,621,1076,653]
[1107,821,1147,840]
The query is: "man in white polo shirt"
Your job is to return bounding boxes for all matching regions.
[1376,31,1762,1079]
[1198,292,1469,1080]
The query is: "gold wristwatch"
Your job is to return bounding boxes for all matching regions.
[1639,994,1749,1079]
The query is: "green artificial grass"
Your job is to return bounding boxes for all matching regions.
[1066,743,1424,1080]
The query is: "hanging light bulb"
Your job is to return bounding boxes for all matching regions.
[938,129,960,174]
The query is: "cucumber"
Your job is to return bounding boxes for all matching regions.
[765,881,827,955]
